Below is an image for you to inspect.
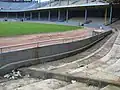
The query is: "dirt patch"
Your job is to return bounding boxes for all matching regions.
[0,28,93,52]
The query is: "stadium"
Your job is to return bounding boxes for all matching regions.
[0,0,120,90]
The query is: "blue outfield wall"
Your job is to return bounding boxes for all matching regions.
[0,30,112,75]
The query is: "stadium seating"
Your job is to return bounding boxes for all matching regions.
[0,0,106,10]
[0,1,39,10]
[43,0,105,7]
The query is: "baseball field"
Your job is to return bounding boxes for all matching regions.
[0,22,82,37]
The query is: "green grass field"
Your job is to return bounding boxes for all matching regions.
[0,22,82,37]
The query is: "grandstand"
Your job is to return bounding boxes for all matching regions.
[0,0,119,28]
[44,0,107,7]
[0,0,107,10]
[0,1,39,10]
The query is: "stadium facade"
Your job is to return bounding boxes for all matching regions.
[0,0,119,26]
[0,0,32,2]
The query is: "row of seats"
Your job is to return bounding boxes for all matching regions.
[43,0,106,7]
[0,0,106,10]
[0,1,39,10]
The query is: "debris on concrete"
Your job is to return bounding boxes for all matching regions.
[0,77,41,90]
[24,74,30,78]
[48,66,56,70]
[71,80,76,84]
[4,70,22,80]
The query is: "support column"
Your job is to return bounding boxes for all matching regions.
[48,10,51,21]
[104,8,108,25]
[66,9,69,23]
[6,12,8,18]
[24,12,25,19]
[16,13,18,19]
[38,11,41,20]
[58,9,60,21]
[30,12,32,20]
[84,8,88,22]
[109,5,113,24]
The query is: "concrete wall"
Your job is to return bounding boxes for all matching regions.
[0,30,112,75]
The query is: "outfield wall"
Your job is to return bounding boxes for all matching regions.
[0,30,112,75]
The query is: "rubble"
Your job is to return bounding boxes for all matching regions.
[71,80,77,84]
[4,70,22,80]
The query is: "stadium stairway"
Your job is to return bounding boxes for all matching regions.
[17,21,120,89]
[1,21,120,90]
[0,77,120,90]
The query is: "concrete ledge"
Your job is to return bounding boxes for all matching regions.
[20,68,120,87]
[0,30,112,75]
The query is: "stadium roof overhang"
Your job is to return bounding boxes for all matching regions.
[0,3,111,13]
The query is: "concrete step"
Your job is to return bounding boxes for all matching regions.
[15,79,69,90]
[100,85,120,90]
[56,82,99,90]
[26,32,114,73]
[0,77,41,90]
